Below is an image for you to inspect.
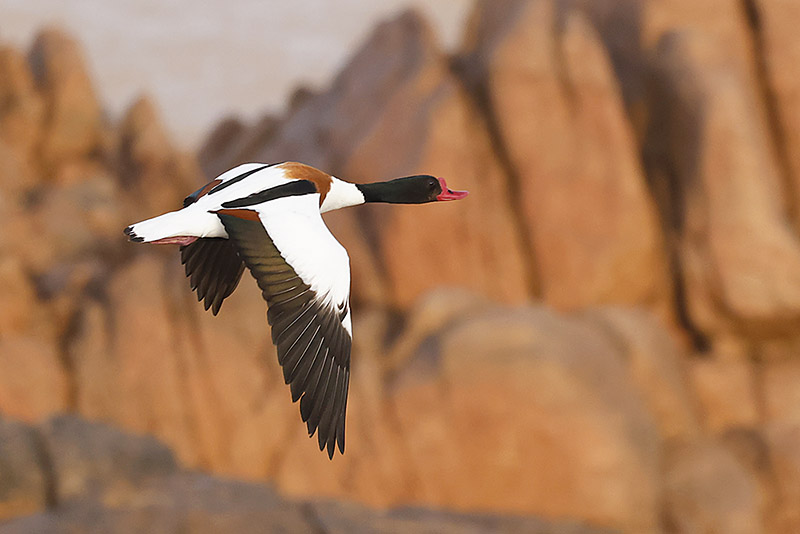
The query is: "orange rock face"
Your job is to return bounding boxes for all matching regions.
[0,47,44,161]
[28,29,104,170]
[118,96,204,216]
[649,15,800,338]
[758,0,800,232]
[462,0,669,312]
[344,76,533,308]
[388,306,663,530]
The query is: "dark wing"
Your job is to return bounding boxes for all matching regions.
[217,210,351,458]
[179,166,282,314]
[180,238,245,315]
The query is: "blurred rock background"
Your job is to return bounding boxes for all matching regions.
[1,0,800,533]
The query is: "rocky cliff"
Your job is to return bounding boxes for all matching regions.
[0,415,609,534]
[2,1,800,533]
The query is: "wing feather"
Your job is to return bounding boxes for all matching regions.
[180,238,245,315]
[217,204,351,459]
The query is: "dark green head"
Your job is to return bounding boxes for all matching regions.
[356,175,469,204]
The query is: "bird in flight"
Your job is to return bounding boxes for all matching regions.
[124,161,468,458]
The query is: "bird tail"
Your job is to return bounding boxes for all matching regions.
[124,210,202,244]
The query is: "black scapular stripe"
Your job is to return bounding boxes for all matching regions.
[183,184,208,207]
[221,179,318,208]
[206,163,274,196]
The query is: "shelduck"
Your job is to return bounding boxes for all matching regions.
[124,161,468,458]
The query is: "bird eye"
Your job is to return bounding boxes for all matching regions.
[428,178,438,190]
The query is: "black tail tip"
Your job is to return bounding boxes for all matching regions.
[124,226,144,242]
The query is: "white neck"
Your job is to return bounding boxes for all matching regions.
[320,176,366,213]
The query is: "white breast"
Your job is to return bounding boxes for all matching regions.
[320,177,366,213]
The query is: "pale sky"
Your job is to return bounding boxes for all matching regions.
[1,0,473,148]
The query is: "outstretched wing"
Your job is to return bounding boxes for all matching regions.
[215,190,351,458]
